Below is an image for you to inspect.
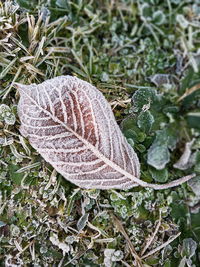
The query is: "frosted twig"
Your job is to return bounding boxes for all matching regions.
[112,214,143,267]
[141,232,181,259]
[141,210,162,256]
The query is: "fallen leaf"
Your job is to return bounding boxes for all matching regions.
[16,76,195,190]
[16,76,140,190]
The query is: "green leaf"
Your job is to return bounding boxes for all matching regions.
[171,202,189,223]
[131,88,162,113]
[180,68,200,109]
[127,138,135,148]
[136,144,146,153]
[56,0,69,8]
[121,117,145,144]
[67,189,81,216]
[187,112,200,129]
[137,110,154,133]
[121,117,138,133]
[152,10,166,25]
[147,144,170,170]
[137,132,146,142]
[187,176,200,196]
[149,167,168,183]
[191,213,200,243]
[8,164,24,185]
[77,213,89,232]
[140,3,152,19]
[124,129,138,140]
[163,106,179,114]
[181,238,197,259]
[194,151,200,173]
[163,259,171,267]
[16,0,38,10]
[147,126,178,169]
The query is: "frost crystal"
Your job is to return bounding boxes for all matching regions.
[0,104,16,125]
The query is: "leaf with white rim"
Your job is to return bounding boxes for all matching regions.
[16,76,195,190]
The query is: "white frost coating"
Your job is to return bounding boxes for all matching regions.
[173,139,194,170]
[50,233,69,254]
[16,76,195,190]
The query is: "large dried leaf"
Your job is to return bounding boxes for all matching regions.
[17,76,140,189]
[16,76,195,190]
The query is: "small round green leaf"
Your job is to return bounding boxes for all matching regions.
[149,167,168,183]
[137,110,154,133]
[147,144,170,169]
[152,10,166,25]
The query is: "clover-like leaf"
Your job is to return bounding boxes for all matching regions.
[137,110,154,133]
[147,126,178,169]
[131,88,162,113]
[149,167,168,183]
[148,144,170,170]
[152,10,166,25]
[181,238,197,259]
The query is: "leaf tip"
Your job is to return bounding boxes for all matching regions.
[14,82,33,96]
[13,82,25,93]
[13,82,23,88]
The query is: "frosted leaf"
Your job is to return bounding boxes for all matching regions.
[137,110,154,133]
[11,225,20,236]
[147,127,178,170]
[148,144,170,170]
[104,249,115,267]
[0,104,16,125]
[176,14,189,29]
[0,104,10,114]
[181,238,197,259]
[173,140,194,170]
[149,168,168,183]
[140,3,152,19]
[50,232,69,254]
[16,76,195,190]
[4,114,16,125]
[188,176,200,196]
[131,88,161,113]
[149,74,173,87]
[77,213,89,232]
[100,72,109,82]
[16,76,140,190]
[111,250,124,261]
[152,10,166,25]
